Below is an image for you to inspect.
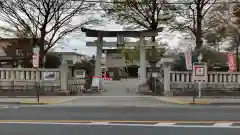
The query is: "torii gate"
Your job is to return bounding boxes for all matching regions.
[81,27,162,90]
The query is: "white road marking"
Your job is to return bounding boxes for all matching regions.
[1,106,19,109]
[0,121,239,128]
[213,123,234,127]
[154,123,175,126]
[89,122,109,125]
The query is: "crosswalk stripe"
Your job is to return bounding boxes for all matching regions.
[90,122,109,125]
[154,123,175,126]
[213,123,233,127]
[0,121,240,128]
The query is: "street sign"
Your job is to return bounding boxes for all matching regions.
[192,62,208,82]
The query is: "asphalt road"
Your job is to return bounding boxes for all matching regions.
[86,79,141,96]
[0,123,239,135]
[0,79,239,135]
[0,105,240,135]
[0,105,240,121]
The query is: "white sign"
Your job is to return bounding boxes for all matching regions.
[184,50,192,70]
[195,67,204,76]
[32,53,39,68]
[152,72,158,77]
[43,72,56,81]
[92,78,99,87]
[192,63,208,82]
[75,70,85,78]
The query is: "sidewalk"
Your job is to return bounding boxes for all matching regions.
[155,96,240,105]
[0,96,79,105]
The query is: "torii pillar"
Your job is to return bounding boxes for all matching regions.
[95,35,103,85]
[139,36,146,84]
[81,27,162,90]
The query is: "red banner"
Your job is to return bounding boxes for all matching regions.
[227,52,236,72]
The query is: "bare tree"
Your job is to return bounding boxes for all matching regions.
[0,0,98,67]
[103,0,176,42]
[174,0,217,53]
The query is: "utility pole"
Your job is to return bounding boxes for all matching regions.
[73,48,78,52]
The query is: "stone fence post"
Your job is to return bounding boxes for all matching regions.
[60,61,68,91]
[160,58,174,96]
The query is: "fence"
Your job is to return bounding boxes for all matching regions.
[150,58,240,96]
[170,71,240,89]
[0,64,86,96]
[169,71,240,96]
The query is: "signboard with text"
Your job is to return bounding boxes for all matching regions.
[43,72,56,81]
[192,62,208,82]
[32,46,40,68]
[184,50,192,70]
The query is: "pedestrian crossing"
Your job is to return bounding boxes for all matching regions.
[0,120,240,128]
[104,121,240,128]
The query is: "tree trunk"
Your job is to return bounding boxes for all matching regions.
[236,35,240,71]
[39,26,47,68]
[39,37,45,68]
[236,47,239,71]
[195,7,203,56]
[151,36,156,42]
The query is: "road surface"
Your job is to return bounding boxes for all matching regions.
[0,79,239,135]
[86,79,141,96]
[0,123,238,135]
[0,105,239,135]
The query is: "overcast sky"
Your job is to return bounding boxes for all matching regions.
[0,1,185,57]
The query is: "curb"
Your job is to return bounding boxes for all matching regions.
[159,100,210,105]
[155,98,210,105]
[99,89,106,93]
[0,101,47,105]
[158,99,240,105]
[174,101,210,105]
[0,97,80,105]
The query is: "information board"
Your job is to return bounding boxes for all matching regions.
[192,62,208,82]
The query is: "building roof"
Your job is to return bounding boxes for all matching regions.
[81,27,163,37]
